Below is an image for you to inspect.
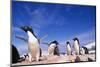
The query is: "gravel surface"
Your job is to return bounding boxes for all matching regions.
[12,54,96,66]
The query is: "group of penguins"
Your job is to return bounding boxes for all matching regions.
[12,26,92,64]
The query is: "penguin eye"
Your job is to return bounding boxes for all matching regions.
[24,26,27,29]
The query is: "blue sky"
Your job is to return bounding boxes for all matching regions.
[12,1,96,55]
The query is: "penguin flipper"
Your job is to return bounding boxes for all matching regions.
[15,35,28,42]
[40,48,42,57]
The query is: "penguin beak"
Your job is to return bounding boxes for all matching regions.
[73,38,76,41]
[73,38,75,41]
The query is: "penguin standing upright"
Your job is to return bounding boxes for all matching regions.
[80,47,85,55]
[20,26,40,62]
[73,38,80,55]
[66,42,71,55]
[82,46,89,54]
[48,40,60,56]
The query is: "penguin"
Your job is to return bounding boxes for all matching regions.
[19,53,31,62]
[48,40,60,56]
[73,37,80,55]
[82,46,89,54]
[15,35,42,57]
[24,53,29,59]
[66,42,71,55]
[80,47,85,55]
[20,26,41,62]
[22,53,29,61]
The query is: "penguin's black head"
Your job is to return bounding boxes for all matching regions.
[20,26,34,34]
[82,46,87,49]
[73,37,79,41]
[51,40,59,45]
[66,42,70,44]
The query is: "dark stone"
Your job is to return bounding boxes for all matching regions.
[88,57,94,62]
[12,44,20,63]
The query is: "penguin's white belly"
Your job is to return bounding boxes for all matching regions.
[27,31,40,61]
[48,44,56,55]
[74,44,79,54]
[48,47,55,55]
[80,48,85,55]
[67,46,71,55]
[28,42,40,59]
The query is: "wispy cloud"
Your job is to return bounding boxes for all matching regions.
[75,28,95,45]
[85,42,95,49]
[23,4,68,29]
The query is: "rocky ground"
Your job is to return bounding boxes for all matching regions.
[12,54,96,66]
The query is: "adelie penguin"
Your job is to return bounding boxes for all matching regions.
[73,37,80,55]
[20,26,41,62]
[48,40,60,56]
[80,47,85,55]
[80,46,89,55]
[66,42,72,55]
[82,46,89,54]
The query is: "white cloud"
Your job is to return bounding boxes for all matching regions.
[85,41,95,49]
